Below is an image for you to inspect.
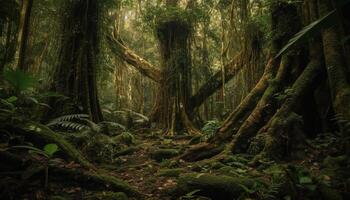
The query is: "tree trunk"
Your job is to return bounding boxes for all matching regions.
[150,20,200,135]
[0,20,14,71]
[254,18,325,160]
[319,0,350,121]
[180,1,304,161]
[15,0,33,71]
[51,0,103,123]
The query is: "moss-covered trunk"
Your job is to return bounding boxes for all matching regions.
[255,21,325,160]
[51,0,103,122]
[319,0,350,121]
[150,21,200,135]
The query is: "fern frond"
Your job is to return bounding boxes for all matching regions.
[47,114,89,126]
[48,121,88,131]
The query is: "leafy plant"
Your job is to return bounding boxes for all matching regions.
[47,114,91,131]
[2,68,36,93]
[200,120,221,142]
[115,131,135,146]
[12,143,59,188]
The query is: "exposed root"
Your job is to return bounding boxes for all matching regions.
[10,122,141,197]
[179,143,224,162]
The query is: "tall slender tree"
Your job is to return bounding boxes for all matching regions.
[15,0,33,71]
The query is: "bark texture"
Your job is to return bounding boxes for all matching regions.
[150,20,200,135]
[319,0,350,120]
[52,0,103,122]
[15,0,33,71]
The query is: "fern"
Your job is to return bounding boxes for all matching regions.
[47,114,89,124]
[48,121,88,131]
[261,181,282,200]
[47,114,90,131]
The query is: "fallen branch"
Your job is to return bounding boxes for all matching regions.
[107,35,162,83]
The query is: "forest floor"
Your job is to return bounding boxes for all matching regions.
[1,127,349,200]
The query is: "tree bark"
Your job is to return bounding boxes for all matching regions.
[51,0,103,122]
[319,0,350,120]
[226,2,302,153]
[15,0,33,71]
[108,36,162,83]
[190,53,245,109]
[255,38,325,160]
[150,20,200,135]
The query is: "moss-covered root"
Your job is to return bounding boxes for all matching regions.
[52,167,141,198]
[172,173,259,200]
[19,122,141,197]
[86,192,128,200]
[22,122,95,170]
[179,143,224,162]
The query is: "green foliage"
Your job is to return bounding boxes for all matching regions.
[115,131,135,146]
[13,143,59,158]
[43,143,59,157]
[47,114,90,131]
[200,120,221,142]
[142,4,206,31]
[0,91,53,123]
[2,68,36,93]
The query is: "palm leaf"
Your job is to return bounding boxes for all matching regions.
[275,10,336,58]
[276,0,350,58]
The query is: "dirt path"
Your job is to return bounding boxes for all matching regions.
[110,135,190,200]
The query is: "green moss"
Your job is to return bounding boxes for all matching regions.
[87,192,128,200]
[49,196,69,200]
[114,146,139,157]
[151,148,179,162]
[210,162,226,169]
[157,168,186,177]
[217,166,243,177]
[173,173,257,200]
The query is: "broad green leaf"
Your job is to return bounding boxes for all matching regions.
[44,144,58,157]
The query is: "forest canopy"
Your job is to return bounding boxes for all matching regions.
[1,0,350,199]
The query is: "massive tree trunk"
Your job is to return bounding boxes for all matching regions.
[51,0,103,122]
[251,0,326,160]
[15,0,33,71]
[149,20,200,135]
[319,0,350,121]
[180,1,306,161]
[221,2,301,145]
